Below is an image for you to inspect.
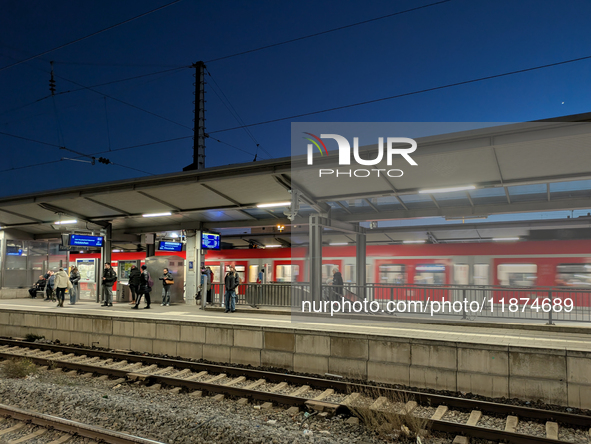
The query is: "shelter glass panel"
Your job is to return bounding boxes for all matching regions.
[5,239,28,287]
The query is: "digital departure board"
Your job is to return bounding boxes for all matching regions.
[158,241,183,252]
[201,232,220,250]
[69,234,104,247]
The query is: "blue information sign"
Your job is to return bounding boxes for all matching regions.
[201,232,220,250]
[158,241,183,252]
[69,234,104,247]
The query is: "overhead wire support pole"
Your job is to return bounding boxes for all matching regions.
[184,61,206,171]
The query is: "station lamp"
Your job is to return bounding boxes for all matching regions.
[419,185,476,194]
[256,202,291,208]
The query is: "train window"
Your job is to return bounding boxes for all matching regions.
[225,265,245,283]
[276,265,299,282]
[497,264,537,287]
[474,264,489,286]
[379,264,406,284]
[414,264,446,285]
[344,265,372,283]
[249,265,259,283]
[208,266,220,283]
[322,264,339,282]
[454,264,469,285]
[556,264,591,287]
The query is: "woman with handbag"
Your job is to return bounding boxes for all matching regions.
[159,268,174,306]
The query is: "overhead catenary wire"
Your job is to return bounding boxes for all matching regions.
[205,0,452,63]
[209,52,591,134]
[0,0,184,73]
[206,70,270,159]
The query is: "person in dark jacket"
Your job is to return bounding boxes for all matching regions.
[159,268,173,306]
[101,263,117,307]
[223,265,240,313]
[332,268,344,298]
[29,276,46,298]
[128,265,141,305]
[44,271,56,302]
[132,265,151,309]
[69,267,80,305]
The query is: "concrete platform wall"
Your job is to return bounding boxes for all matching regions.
[0,289,30,299]
[0,309,589,409]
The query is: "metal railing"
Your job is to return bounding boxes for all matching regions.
[205,282,591,323]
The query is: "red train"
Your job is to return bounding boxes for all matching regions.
[70,239,591,289]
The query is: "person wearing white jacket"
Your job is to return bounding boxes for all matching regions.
[53,268,72,308]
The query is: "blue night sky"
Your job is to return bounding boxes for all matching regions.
[1,0,590,197]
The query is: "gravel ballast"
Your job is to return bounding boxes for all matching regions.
[0,368,430,444]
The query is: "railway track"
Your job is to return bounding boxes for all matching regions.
[0,403,165,444]
[0,338,590,444]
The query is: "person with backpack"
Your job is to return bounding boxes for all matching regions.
[132,265,152,309]
[159,268,173,306]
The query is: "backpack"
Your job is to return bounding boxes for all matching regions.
[147,273,154,288]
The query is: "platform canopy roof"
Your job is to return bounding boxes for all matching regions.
[1,113,591,248]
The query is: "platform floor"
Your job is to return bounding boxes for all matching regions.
[2,298,590,352]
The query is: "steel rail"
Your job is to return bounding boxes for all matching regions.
[1,339,590,443]
[0,403,165,444]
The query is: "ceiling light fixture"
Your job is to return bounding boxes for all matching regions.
[256,202,291,208]
[402,240,426,244]
[54,220,77,225]
[419,185,476,194]
[142,212,172,218]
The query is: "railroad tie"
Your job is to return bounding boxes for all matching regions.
[369,396,388,411]
[260,402,273,410]
[185,371,208,381]
[223,376,246,387]
[169,387,182,394]
[190,391,203,398]
[47,434,74,444]
[452,437,469,444]
[151,366,174,376]
[270,382,288,393]
[7,428,47,443]
[140,364,158,373]
[313,389,334,401]
[290,385,311,397]
[212,394,225,401]
[204,373,226,384]
[237,398,250,406]
[285,406,299,415]
[505,415,519,433]
[431,405,448,420]
[0,423,25,436]
[341,392,360,406]
[404,401,418,414]
[546,421,558,440]
[171,369,191,378]
[243,379,265,390]
[466,410,482,426]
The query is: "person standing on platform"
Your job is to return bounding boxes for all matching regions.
[206,267,214,304]
[69,267,80,305]
[332,267,344,299]
[257,268,265,284]
[128,265,141,305]
[224,265,240,313]
[159,268,173,306]
[101,263,117,307]
[133,265,152,309]
[54,268,72,307]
